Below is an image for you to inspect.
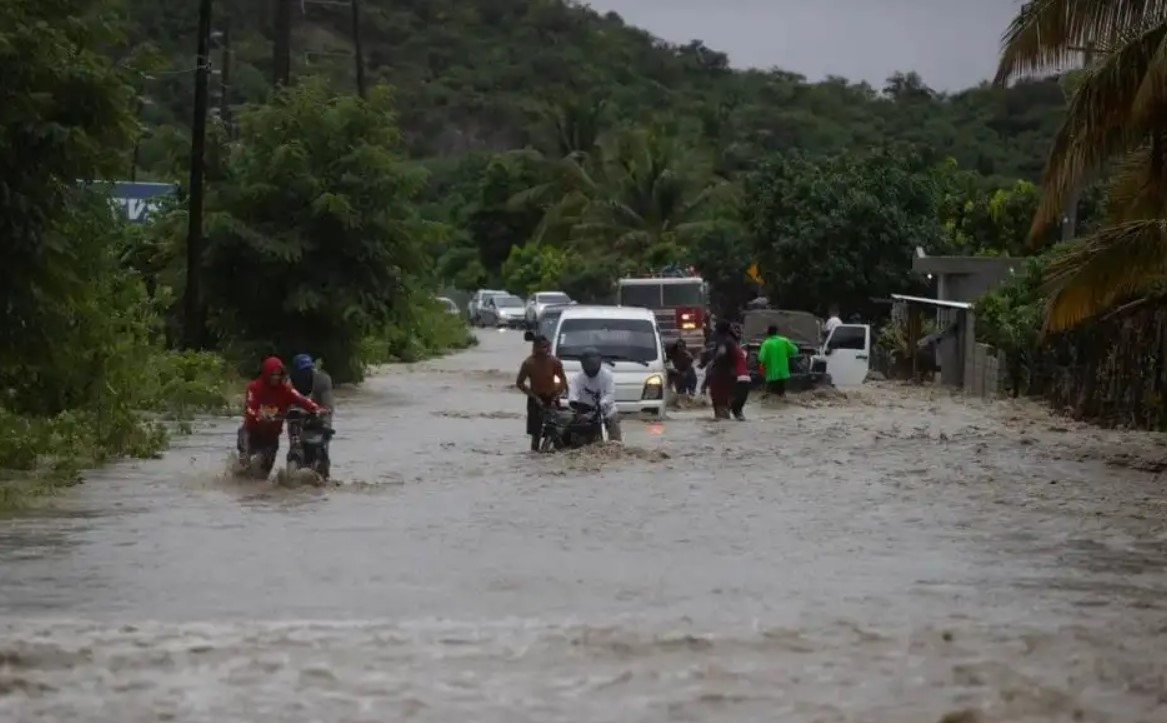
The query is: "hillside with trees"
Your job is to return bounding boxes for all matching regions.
[123,0,1067,179]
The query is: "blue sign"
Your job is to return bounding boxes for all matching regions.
[88,181,178,223]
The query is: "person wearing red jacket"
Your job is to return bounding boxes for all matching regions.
[729,328,752,421]
[237,356,324,478]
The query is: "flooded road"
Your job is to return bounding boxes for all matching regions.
[2,330,1167,722]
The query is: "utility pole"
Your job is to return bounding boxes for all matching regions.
[273,0,292,87]
[185,0,213,350]
[1061,43,1095,242]
[218,13,233,131]
[351,0,366,98]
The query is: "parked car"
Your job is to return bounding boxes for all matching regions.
[533,303,573,342]
[478,294,527,328]
[524,291,573,328]
[435,296,460,317]
[468,289,506,326]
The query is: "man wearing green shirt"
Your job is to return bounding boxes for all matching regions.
[757,324,800,396]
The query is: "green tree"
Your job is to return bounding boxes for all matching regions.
[746,149,946,317]
[201,79,431,382]
[1,0,137,379]
[529,126,728,263]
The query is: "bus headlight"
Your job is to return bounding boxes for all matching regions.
[642,374,663,400]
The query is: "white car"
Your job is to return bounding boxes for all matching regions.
[524,290,572,327]
[545,305,667,417]
[479,294,527,328]
[435,296,461,317]
[468,289,507,326]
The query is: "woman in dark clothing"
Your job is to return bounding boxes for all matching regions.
[699,320,738,419]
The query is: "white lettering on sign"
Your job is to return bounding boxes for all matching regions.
[111,197,163,221]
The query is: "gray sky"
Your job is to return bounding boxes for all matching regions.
[582,0,1023,91]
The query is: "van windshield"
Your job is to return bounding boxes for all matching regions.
[557,318,659,363]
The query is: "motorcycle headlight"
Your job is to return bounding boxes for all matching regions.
[641,374,663,400]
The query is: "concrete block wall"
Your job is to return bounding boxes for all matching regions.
[968,342,1003,398]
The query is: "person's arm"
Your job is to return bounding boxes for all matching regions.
[554,359,568,396]
[786,339,800,357]
[243,382,261,421]
[314,371,336,411]
[756,339,770,371]
[515,359,537,400]
[566,372,582,403]
[285,383,322,413]
[600,371,616,415]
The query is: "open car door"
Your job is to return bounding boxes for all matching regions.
[823,324,870,387]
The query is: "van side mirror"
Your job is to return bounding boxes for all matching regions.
[523,331,535,342]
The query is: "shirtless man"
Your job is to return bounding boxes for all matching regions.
[515,334,567,451]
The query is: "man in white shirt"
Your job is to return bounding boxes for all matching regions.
[823,304,843,340]
[567,347,623,442]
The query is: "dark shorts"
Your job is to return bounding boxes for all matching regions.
[766,379,787,396]
[527,396,555,436]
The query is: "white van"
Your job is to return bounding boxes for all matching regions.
[546,305,667,417]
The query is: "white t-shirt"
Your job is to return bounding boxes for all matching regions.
[568,368,617,419]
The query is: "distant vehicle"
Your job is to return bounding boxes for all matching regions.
[478,294,526,328]
[533,303,574,341]
[739,309,871,389]
[541,305,667,417]
[615,275,707,350]
[525,290,573,327]
[467,289,507,326]
[435,296,460,316]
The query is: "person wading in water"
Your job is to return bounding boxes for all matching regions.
[515,334,567,451]
[699,320,740,420]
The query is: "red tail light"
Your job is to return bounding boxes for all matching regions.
[675,306,703,330]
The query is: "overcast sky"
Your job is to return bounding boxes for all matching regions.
[582,0,1023,91]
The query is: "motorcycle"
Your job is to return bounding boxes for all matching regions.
[537,389,606,452]
[281,407,335,484]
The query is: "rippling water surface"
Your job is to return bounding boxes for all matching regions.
[2,331,1166,722]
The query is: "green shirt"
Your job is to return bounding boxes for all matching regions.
[757,335,799,381]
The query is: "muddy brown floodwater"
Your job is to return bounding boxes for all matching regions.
[2,331,1167,722]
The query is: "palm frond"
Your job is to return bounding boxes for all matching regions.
[995,0,1167,84]
[1102,138,1167,222]
[1028,23,1167,240]
[1131,29,1167,120]
[1042,218,1167,331]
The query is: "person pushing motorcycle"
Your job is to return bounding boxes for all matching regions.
[568,347,622,442]
[237,356,325,478]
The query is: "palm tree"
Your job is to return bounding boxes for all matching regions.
[519,126,733,265]
[994,0,1167,331]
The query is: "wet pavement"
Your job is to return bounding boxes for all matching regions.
[2,330,1166,722]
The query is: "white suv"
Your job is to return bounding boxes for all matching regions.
[467,289,506,326]
[524,290,573,328]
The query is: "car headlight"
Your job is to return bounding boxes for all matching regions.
[641,374,663,400]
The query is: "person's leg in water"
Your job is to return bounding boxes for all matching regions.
[605,413,623,442]
[526,395,543,451]
[730,379,751,420]
[682,367,698,395]
[767,378,787,397]
[708,372,732,419]
[246,428,279,478]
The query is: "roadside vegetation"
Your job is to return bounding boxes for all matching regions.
[11,0,1167,508]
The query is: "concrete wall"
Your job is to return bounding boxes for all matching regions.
[914,255,1017,304]
[967,343,1004,398]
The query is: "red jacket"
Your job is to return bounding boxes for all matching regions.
[243,356,322,436]
[733,344,749,378]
